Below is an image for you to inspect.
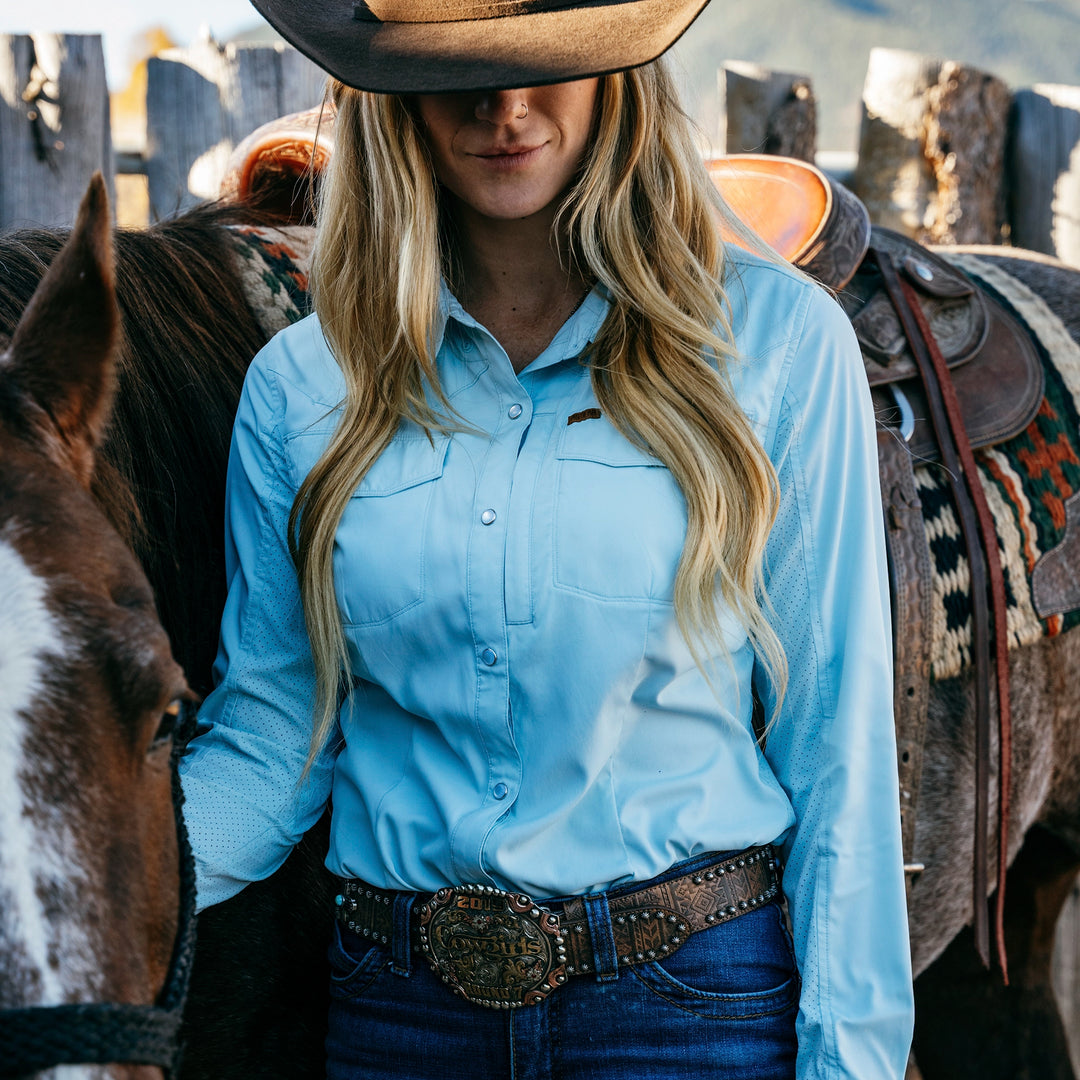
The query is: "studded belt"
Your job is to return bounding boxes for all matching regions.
[333,844,780,1009]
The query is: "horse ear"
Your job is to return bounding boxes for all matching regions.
[7,172,119,487]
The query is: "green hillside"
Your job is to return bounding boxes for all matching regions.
[667,0,1080,150]
[233,0,1080,151]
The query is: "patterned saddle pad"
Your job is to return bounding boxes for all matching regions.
[914,252,1080,680]
[227,225,315,337]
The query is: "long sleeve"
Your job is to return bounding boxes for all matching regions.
[178,354,336,911]
[753,288,915,1077]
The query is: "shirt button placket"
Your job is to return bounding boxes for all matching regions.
[464,377,527,880]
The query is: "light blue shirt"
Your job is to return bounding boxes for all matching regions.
[180,246,914,1078]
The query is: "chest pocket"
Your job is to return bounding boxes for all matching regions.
[287,429,449,627]
[553,418,687,603]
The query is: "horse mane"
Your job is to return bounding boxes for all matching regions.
[0,201,280,696]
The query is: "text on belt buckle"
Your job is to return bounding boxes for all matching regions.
[417,884,567,1009]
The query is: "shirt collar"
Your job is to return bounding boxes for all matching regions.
[436,278,611,374]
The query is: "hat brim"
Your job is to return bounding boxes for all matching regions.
[250,0,710,94]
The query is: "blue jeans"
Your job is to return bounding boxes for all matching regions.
[325,854,799,1079]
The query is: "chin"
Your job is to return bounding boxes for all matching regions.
[472,191,563,222]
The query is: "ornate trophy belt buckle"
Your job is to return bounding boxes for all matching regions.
[417,884,568,1009]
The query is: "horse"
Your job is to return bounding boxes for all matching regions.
[2,143,1080,1077]
[0,176,194,1079]
[0,177,330,1079]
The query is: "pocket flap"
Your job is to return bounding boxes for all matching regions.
[354,434,449,496]
[286,427,449,495]
[556,417,664,468]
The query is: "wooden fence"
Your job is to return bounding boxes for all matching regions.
[0,32,326,229]
[2,28,1080,1073]
[718,46,1080,266]
[1,34,1077,269]
[0,33,115,229]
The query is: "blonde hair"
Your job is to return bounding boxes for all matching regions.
[291,60,787,767]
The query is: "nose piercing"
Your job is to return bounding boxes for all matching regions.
[516,102,528,119]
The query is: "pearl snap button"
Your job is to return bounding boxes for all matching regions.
[493,783,509,800]
[508,403,523,419]
[481,509,497,525]
[481,648,498,666]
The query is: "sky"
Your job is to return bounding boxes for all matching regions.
[2,1,273,89]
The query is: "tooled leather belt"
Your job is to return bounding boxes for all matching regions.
[333,845,780,1009]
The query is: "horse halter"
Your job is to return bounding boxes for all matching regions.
[0,702,200,1078]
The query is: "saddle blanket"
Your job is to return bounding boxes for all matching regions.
[913,252,1080,680]
[228,224,315,339]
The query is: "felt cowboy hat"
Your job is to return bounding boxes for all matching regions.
[249,0,711,94]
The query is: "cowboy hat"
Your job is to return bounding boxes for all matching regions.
[249,0,711,94]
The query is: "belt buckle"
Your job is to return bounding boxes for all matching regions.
[417,884,567,1009]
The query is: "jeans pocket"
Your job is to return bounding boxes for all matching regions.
[630,904,799,1019]
[328,923,390,1001]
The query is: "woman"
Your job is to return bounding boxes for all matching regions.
[179,1,915,1076]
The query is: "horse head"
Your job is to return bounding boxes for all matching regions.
[0,175,190,1079]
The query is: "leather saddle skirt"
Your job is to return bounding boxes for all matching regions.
[840,228,1044,462]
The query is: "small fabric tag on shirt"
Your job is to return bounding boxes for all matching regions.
[567,408,602,426]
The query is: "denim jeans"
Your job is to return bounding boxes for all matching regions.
[325,853,799,1080]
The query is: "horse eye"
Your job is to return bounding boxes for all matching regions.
[152,700,183,746]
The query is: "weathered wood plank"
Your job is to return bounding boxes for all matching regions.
[145,34,325,220]
[1008,84,1080,268]
[0,33,114,230]
[854,47,1011,245]
[719,61,817,163]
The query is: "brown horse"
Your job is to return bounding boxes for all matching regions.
[0,181,331,1079]
[3,160,1080,1077]
[0,177,191,1078]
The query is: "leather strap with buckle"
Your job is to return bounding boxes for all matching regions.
[333,845,780,1009]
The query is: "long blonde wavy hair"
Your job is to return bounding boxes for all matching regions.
[291,58,787,766]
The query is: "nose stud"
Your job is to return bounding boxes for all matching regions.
[516,102,528,119]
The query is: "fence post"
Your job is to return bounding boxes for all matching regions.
[0,33,113,230]
[854,47,1011,245]
[145,32,326,221]
[1008,84,1080,268]
[718,61,817,163]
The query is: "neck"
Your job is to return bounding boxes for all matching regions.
[453,200,584,309]
[448,199,593,371]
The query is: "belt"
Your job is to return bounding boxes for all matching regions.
[333,845,780,1009]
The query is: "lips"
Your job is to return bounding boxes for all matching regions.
[474,145,543,158]
[469,143,547,171]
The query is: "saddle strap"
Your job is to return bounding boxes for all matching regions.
[875,249,1013,981]
[877,429,934,887]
